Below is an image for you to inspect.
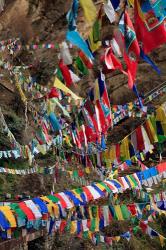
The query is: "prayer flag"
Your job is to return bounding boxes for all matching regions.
[66,0,79,31]
[88,6,102,52]
[66,31,94,60]
[104,0,116,23]
[79,0,97,24]
[59,60,73,87]
[119,10,140,89]
[134,0,166,54]
[54,78,82,100]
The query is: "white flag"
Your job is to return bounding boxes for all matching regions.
[60,41,73,65]
[104,0,116,24]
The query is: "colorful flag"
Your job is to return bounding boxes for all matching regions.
[140,49,161,75]
[66,0,79,31]
[134,0,166,54]
[79,51,93,69]
[119,10,140,89]
[104,0,116,23]
[88,6,102,52]
[148,0,166,23]
[75,56,89,75]
[79,0,97,24]
[59,60,73,87]
[104,47,124,71]
[94,72,112,132]
[54,78,82,100]
[111,0,120,10]
[66,30,94,60]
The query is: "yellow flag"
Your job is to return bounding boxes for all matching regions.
[156,106,166,121]
[114,205,124,220]
[54,78,82,100]
[109,146,116,162]
[88,32,101,52]
[95,183,105,191]
[0,206,16,227]
[113,169,118,178]
[40,196,51,203]
[79,0,97,24]
[128,0,134,6]
[146,119,158,143]
[120,137,130,160]
[37,144,46,155]
[88,231,93,239]
[70,221,77,234]
[85,167,90,174]
[114,236,121,242]
[159,234,165,248]
[47,100,55,114]
[40,197,59,218]
[156,106,166,135]
[94,79,100,102]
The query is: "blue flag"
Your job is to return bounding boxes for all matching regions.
[111,0,120,10]
[132,84,144,109]
[66,0,79,31]
[66,30,94,60]
[140,49,161,75]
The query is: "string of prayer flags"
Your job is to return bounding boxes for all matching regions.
[0,198,163,239]
[0,165,55,175]
[0,161,165,239]
[0,150,21,159]
[139,220,166,245]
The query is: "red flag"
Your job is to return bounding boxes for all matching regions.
[48,87,59,99]
[59,59,73,87]
[118,11,140,89]
[85,125,97,142]
[97,72,113,130]
[79,51,93,69]
[134,0,166,54]
[104,47,123,71]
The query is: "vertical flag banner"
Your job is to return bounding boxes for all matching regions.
[79,0,97,24]
[67,0,79,31]
[118,10,140,89]
[134,0,166,54]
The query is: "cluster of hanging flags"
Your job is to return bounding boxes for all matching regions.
[0,165,55,176]
[0,160,165,239]
[0,102,165,182]
[65,0,166,89]
[87,220,166,247]
[0,0,166,246]
[1,0,166,160]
